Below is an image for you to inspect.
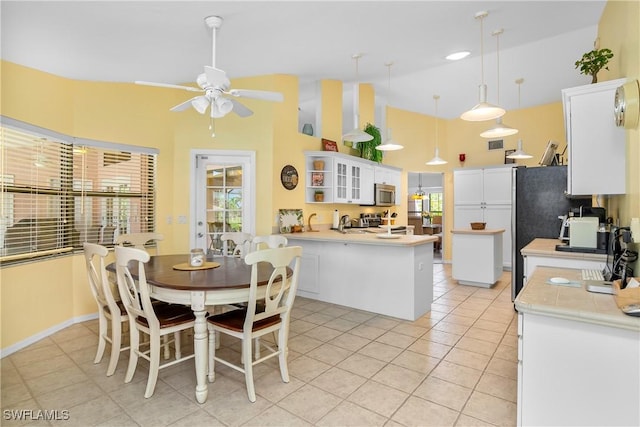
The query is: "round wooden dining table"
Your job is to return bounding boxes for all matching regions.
[107,254,290,403]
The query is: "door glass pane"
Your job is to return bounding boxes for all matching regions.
[206,164,244,255]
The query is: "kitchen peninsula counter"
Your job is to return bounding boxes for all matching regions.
[287,230,436,320]
[515,266,639,426]
[520,238,607,289]
[284,229,437,246]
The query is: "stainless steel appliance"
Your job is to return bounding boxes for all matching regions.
[408,197,423,218]
[511,166,584,300]
[374,184,395,207]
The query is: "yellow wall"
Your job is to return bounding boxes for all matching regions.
[598,0,639,226]
[2,0,639,352]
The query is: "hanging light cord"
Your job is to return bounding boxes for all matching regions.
[495,30,501,104]
[479,13,485,86]
[434,95,440,149]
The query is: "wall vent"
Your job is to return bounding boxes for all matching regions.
[487,139,504,150]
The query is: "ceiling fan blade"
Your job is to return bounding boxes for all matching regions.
[229,98,254,117]
[135,81,203,92]
[204,66,230,89]
[227,89,284,102]
[170,96,200,112]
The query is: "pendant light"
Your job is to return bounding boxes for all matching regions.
[507,78,533,159]
[412,173,425,200]
[342,54,373,144]
[460,11,505,122]
[377,62,404,151]
[481,29,518,138]
[426,95,447,165]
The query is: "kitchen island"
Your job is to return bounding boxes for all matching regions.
[515,266,639,426]
[287,230,437,320]
[451,228,505,287]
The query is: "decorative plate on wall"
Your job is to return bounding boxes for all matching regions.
[280,165,299,190]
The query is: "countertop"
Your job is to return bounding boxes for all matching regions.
[283,229,437,247]
[521,238,606,262]
[515,266,640,331]
[450,228,505,235]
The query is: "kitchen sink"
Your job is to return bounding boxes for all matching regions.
[334,228,366,234]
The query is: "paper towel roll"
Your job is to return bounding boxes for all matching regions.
[332,210,339,229]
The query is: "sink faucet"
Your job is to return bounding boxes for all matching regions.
[338,215,349,233]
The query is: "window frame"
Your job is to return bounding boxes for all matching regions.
[1,116,158,265]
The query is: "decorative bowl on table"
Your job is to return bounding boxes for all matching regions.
[470,222,486,230]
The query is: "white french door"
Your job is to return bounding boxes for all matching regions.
[191,150,255,254]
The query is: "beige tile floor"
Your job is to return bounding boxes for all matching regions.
[1,264,518,426]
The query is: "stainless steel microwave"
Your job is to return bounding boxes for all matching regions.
[374,183,396,206]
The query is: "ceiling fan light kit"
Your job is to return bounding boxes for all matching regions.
[134,14,283,135]
[461,11,505,122]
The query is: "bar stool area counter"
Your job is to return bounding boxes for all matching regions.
[451,228,505,287]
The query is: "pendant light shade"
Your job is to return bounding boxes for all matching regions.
[377,62,404,151]
[426,95,448,166]
[506,139,533,159]
[506,78,532,160]
[461,11,505,122]
[343,54,373,144]
[481,29,518,138]
[480,117,519,138]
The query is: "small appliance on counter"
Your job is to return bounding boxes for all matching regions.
[555,206,608,254]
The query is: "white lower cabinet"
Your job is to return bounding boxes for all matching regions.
[522,254,605,287]
[517,312,640,426]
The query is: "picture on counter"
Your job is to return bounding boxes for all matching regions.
[505,149,516,164]
[322,138,338,152]
[311,172,324,186]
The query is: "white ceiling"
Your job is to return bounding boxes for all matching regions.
[1,1,607,120]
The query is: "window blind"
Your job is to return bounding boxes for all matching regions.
[1,119,157,264]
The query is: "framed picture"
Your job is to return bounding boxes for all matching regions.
[504,149,516,164]
[280,165,299,190]
[322,138,338,152]
[311,172,324,186]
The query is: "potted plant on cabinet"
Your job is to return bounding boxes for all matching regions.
[575,48,614,84]
[314,190,324,202]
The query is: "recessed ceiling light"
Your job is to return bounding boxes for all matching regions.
[446,51,471,61]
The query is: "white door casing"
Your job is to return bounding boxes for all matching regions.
[190,150,256,251]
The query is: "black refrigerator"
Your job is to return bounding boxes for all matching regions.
[511,166,585,300]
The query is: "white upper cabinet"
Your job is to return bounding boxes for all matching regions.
[304,151,395,205]
[562,78,626,195]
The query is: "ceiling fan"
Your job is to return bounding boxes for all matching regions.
[135,15,283,121]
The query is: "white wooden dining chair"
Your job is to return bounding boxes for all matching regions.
[114,246,196,398]
[220,232,253,258]
[207,246,302,402]
[115,232,164,254]
[251,235,288,252]
[83,242,129,376]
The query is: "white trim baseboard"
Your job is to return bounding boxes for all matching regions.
[0,312,99,358]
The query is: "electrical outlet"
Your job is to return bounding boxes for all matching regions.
[631,218,640,243]
[166,215,172,224]
[177,215,187,224]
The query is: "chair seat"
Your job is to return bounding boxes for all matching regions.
[207,309,280,333]
[104,300,127,317]
[135,304,195,328]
